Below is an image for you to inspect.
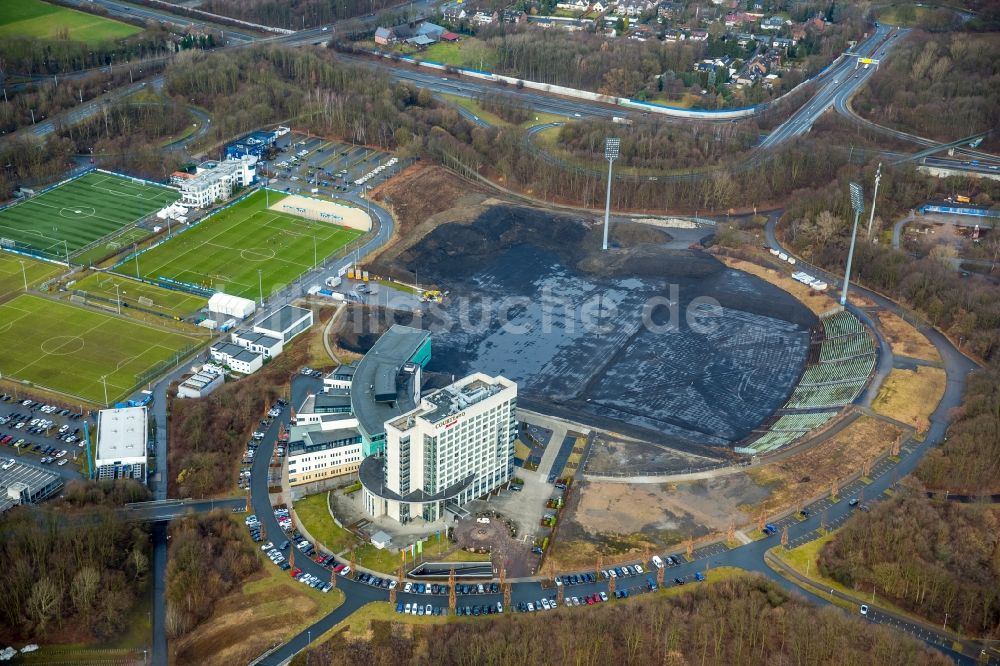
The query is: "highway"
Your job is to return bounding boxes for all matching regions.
[759,24,899,149]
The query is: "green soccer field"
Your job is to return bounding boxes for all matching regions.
[0,0,142,44]
[0,252,62,303]
[0,294,200,404]
[125,190,365,300]
[72,273,208,318]
[0,172,178,258]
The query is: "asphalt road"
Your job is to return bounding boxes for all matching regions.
[241,209,984,666]
[759,24,898,149]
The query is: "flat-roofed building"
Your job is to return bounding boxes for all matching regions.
[95,406,148,481]
[177,368,225,398]
[210,342,264,375]
[287,423,364,486]
[253,305,313,343]
[231,329,283,358]
[360,373,517,523]
[350,325,432,457]
[0,462,63,514]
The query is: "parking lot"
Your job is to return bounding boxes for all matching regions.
[264,132,407,199]
[0,394,92,479]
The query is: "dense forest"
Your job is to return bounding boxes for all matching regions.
[56,98,189,180]
[820,493,1000,637]
[781,163,1000,362]
[917,370,1000,493]
[0,62,166,135]
[165,512,261,637]
[292,575,949,666]
[0,495,151,643]
[0,137,76,201]
[555,117,759,170]
[852,31,1000,143]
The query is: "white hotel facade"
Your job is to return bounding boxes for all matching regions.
[359,373,517,523]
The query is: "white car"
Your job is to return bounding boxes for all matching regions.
[404,582,413,593]
[57,459,68,466]
[540,598,550,610]
[860,605,869,616]
[261,542,273,551]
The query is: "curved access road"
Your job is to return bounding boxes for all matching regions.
[246,211,983,666]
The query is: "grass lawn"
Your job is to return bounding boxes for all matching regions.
[356,543,404,574]
[294,492,362,554]
[440,93,568,127]
[422,39,497,70]
[0,0,142,44]
[875,310,941,363]
[873,366,947,433]
[72,272,207,318]
[124,190,363,300]
[0,252,61,302]
[0,172,176,257]
[74,226,154,267]
[877,4,935,26]
[0,294,200,403]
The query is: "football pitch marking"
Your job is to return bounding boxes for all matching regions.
[39,335,85,355]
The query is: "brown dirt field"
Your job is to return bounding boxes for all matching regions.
[368,165,494,268]
[170,569,342,666]
[742,414,904,515]
[875,311,941,363]
[873,366,947,433]
[716,255,837,316]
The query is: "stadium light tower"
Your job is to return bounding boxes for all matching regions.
[602,137,621,251]
[841,182,865,306]
[866,162,882,240]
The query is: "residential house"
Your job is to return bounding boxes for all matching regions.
[471,10,498,24]
[441,5,468,24]
[734,31,757,45]
[771,36,795,49]
[760,15,785,30]
[663,27,685,40]
[442,6,467,22]
[591,1,607,13]
[688,29,709,41]
[374,21,446,46]
[502,8,528,23]
[557,0,589,11]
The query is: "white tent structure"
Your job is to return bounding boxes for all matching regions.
[208,292,256,319]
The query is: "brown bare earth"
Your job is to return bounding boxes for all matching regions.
[716,255,836,316]
[873,367,947,433]
[742,414,904,515]
[171,568,343,666]
[875,311,941,363]
[368,164,494,270]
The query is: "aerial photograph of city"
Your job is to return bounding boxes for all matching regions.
[0,0,997,663]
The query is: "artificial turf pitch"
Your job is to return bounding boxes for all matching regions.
[0,294,199,404]
[124,190,365,300]
[0,172,178,257]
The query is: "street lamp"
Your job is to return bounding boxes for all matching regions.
[866,162,882,240]
[602,138,621,251]
[101,375,109,407]
[840,182,865,307]
[257,269,264,306]
[18,260,27,292]
[114,283,121,315]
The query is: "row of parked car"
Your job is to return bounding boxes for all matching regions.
[396,602,449,616]
[291,568,335,593]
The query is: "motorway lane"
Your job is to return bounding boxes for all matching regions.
[759,24,898,149]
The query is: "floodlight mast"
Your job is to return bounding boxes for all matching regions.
[602,138,620,251]
[841,182,865,306]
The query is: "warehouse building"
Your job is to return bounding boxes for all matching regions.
[210,342,264,375]
[253,304,313,343]
[360,373,517,523]
[178,155,258,207]
[0,462,63,514]
[177,367,225,399]
[95,406,148,481]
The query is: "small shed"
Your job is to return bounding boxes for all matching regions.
[371,531,393,550]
